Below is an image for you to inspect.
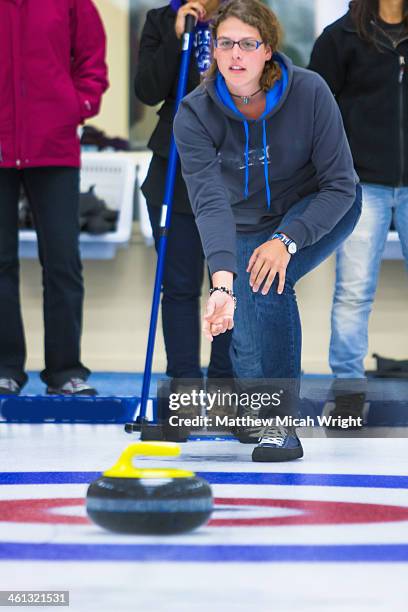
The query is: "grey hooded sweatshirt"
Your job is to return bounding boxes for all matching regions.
[173,52,358,276]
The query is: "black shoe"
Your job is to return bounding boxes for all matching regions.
[0,378,21,395]
[47,377,97,396]
[328,393,366,429]
[233,423,264,444]
[161,380,204,441]
[205,380,237,432]
[252,426,304,462]
[231,402,264,444]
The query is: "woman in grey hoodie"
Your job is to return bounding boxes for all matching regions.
[174,0,361,462]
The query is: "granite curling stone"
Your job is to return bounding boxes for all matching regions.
[86,441,213,534]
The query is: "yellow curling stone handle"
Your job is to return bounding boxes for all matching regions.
[103,442,194,479]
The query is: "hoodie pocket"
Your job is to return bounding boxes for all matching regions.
[65,81,82,125]
[72,89,83,124]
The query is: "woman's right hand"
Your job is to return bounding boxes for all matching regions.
[203,291,235,343]
[175,1,206,38]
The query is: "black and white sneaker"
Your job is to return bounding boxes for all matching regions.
[0,378,21,395]
[252,426,304,462]
[47,378,97,396]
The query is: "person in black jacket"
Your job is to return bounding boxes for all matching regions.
[135,0,232,388]
[309,0,408,417]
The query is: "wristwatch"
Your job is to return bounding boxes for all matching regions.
[271,232,297,254]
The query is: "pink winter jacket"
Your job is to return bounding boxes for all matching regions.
[0,0,109,168]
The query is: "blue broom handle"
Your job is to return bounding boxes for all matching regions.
[139,15,196,421]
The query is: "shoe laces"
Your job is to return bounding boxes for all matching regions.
[0,378,19,392]
[260,426,287,447]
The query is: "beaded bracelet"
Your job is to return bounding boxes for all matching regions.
[209,286,237,309]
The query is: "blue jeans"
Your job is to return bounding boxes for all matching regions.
[330,183,408,381]
[232,186,362,382]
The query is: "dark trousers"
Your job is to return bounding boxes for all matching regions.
[0,167,90,388]
[147,204,233,379]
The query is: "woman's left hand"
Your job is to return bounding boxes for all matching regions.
[247,239,291,295]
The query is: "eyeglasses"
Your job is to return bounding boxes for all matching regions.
[214,38,264,52]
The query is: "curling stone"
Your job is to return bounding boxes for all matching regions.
[86,441,213,534]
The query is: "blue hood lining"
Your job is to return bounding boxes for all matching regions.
[215,57,288,209]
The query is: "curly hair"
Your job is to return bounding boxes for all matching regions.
[206,0,283,91]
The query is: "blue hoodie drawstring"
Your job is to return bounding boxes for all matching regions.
[243,120,249,199]
[262,119,271,209]
[215,59,288,210]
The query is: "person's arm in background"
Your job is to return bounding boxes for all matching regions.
[70,0,109,121]
[135,2,205,106]
[308,27,346,97]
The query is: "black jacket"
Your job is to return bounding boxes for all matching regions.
[309,11,408,187]
[135,5,200,213]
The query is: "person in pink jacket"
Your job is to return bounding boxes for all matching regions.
[0,0,108,396]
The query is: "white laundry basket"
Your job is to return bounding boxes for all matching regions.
[135,151,154,246]
[19,152,136,259]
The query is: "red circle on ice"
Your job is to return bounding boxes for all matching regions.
[0,497,408,527]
